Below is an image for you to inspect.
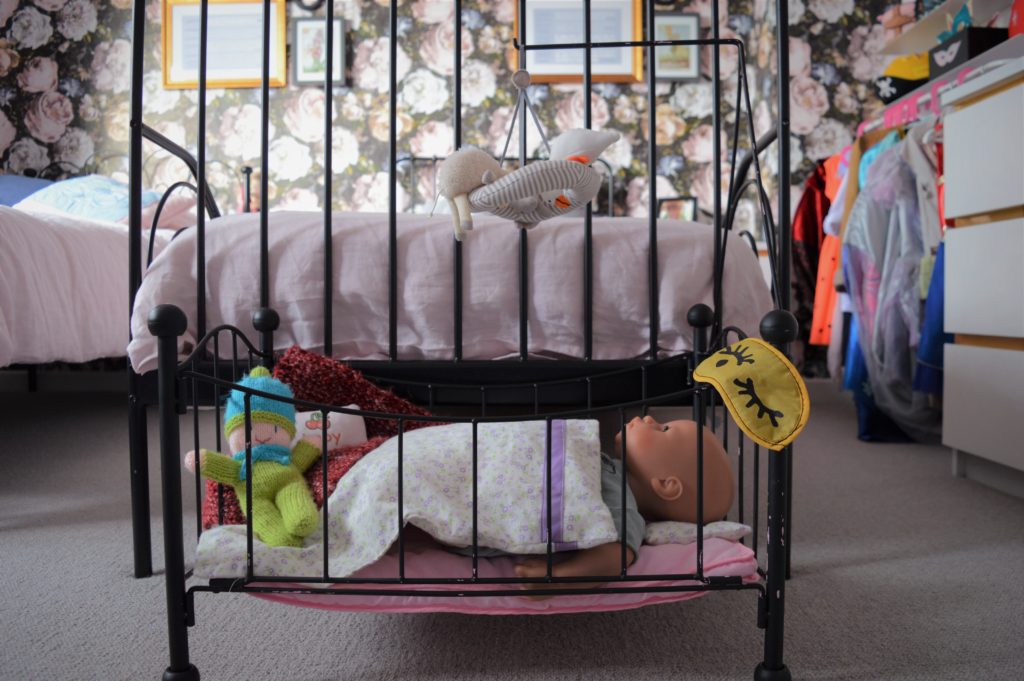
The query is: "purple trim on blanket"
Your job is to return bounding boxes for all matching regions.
[540,420,577,552]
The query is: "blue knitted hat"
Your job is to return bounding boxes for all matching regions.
[223,366,296,439]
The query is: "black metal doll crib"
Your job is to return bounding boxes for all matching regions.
[125,0,799,679]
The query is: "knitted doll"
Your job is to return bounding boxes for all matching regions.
[185,366,321,547]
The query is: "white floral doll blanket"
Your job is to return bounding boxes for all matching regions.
[194,420,619,579]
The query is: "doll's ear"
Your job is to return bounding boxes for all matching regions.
[650,476,684,502]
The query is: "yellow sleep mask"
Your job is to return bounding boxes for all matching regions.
[693,338,810,451]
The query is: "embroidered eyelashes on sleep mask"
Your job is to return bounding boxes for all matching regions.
[693,338,810,451]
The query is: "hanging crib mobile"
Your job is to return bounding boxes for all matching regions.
[436,70,620,240]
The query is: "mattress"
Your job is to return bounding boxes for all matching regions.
[0,206,169,367]
[129,211,772,373]
[233,535,758,616]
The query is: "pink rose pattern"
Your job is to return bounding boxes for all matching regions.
[16,54,56,93]
[0,0,123,176]
[24,90,72,142]
[1,0,889,218]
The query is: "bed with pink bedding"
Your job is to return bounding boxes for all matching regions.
[127,210,772,373]
[0,205,170,368]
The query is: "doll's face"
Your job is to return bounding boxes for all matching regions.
[614,416,700,514]
[616,416,694,476]
[227,420,292,453]
[615,415,734,523]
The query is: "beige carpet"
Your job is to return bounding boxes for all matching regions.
[1,380,1022,681]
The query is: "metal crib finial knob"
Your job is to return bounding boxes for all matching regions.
[759,309,799,347]
[687,303,714,328]
[252,307,281,333]
[147,304,188,337]
[512,69,531,91]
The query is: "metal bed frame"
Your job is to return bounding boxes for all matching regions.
[127,0,796,679]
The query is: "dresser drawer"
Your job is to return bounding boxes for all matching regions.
[944,82,1024,219]
[943,344,1024,473]
[944,218,1024,337]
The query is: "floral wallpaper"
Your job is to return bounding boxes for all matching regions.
[781,0,891,202]
[129,0,771,220]
[0,0,133,178]
[1,0,893,226]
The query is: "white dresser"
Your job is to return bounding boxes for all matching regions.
[941,57,1024,497]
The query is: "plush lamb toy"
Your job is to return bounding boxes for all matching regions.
[185,366,321,547]
[437,146,506,241]
[437,128,620,240]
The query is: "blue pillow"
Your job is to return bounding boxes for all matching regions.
[16,174,160,222]
[0,175,53,206]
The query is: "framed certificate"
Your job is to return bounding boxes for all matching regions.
[513,0,644,83]
[162,0,287,89]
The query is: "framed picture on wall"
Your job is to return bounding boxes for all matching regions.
[653,13,700,82]
[512,0,644,83]
[293,18,345,85]
[162,0,287,89]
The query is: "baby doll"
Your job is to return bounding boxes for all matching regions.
[185,367,321,548]
[515,415,734,594]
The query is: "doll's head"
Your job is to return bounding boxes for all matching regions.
[616,416,735,524]
[222,366,297,453]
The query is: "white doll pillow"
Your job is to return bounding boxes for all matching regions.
[293,405,367,450]
[644,520,752,546]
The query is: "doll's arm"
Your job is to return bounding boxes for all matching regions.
[514,542,636,597]
[290,438,322,473]
[198,449,242,485]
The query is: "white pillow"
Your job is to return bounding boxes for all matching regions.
[293,405,367,450]
[644,520,751,546]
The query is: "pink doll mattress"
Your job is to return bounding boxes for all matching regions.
[249,536,758,616]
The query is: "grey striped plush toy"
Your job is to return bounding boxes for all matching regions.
[437,129,619,240]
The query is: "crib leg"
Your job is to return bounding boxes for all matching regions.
[150,305,200,681]
[785,452,793,580]
[129,375,153,579]
[754,444,791,681]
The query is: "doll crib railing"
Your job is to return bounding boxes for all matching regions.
[148,302,796,681]
[126,78,786,584]
[129,0,796,672]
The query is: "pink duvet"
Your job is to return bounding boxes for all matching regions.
[252,537,758,615]
[129,211,772,373]
[0,206,168,367]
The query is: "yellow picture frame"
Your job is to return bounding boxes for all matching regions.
[511,0,644,84]
[162,0,287,90]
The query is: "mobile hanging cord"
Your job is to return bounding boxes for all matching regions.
[434,70,553,217]
[499,70,553,166]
